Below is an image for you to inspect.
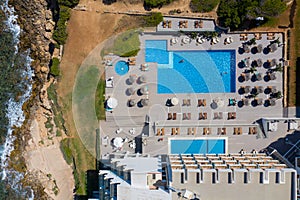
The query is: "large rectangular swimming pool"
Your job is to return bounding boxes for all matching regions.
[170,139,226,154]
[145,40,236,93]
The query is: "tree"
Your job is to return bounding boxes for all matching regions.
[259,0,286,17]
[144,0,174,8]
[190,0,219,13]
[143,12,163,27]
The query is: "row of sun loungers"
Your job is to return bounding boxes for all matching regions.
[179,20,188,28]
[155,127,258,136]
[199,112,207,120]
[182,113,191,120]
[194,20,203,28]
[167,113,177,120]
[254,33,262,40]
[240,33,248,41]
[182,99,191,106]
[228,112,236,120]
[162,20,172,28]
[198,99,206,107]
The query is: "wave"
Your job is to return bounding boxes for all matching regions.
[0,0,34,199]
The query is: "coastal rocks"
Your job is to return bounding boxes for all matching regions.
[45,10,52,20]
[45,20,55,32]
[40,66,48,73]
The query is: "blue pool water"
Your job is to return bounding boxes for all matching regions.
[170,139,226,154]
[115,61,129,76]
[145,40,236,93]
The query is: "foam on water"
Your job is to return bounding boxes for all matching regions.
[0,0,34,199]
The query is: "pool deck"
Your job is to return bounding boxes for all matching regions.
[101,17,299,158]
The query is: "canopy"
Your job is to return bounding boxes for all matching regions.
[171,37,178,44]
[140,86,148,95]
[243,44,250,52]
[171,97,179,106]
[257,86,264,93]
[196,37,203,44]
[243,98,250,106]
[107,97,118,108]
[269,43,277,52]
[257,58,263,67]
[256,73,262,81]
[182,36,191,44]
[269,73,276,80]
[257,44,263,53]
[113,137,123,148]
[244,86,250,93]
[270,59,277,67]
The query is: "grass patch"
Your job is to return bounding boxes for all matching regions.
[50,57,60,77]
[260,17,279,28]
[142,12,163,27]
[47,83,58,106]
[101,29,141,57]
[60,138,73,165]
[95,79,106,120]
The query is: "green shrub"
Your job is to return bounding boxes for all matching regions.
[50,57,60,76]
[60,138,73,164]
[143,12,163,27]
[190,0,219,13]
[58,0,79,8]
[53,6,71,45]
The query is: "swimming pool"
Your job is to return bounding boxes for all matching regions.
[115,61,129,76]
[170,138,226,154]
[145,40,236,93]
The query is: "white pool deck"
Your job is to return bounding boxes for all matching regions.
[100,17,299,158]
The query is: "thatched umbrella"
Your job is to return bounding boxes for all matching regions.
[257,86,264,93]
[243,98,250,106]
[257,44,263,53]
[244,86,251,93]
[271,86,277,93]
[128,99,136,107]
[128,75,137,84]
[269,73,276,80]
[252,87,258,94]
[140,85,148,95]
[139,75,147,83]
[243,44,250,53]
[255,73,262,81]
[270,59,277,67]
[270,99,276,106]
[127,87,135,95]
[256,98,263,105]
[257,58,263,67]
[245,73,251,81]
[140,99,149,107]
[269,43,277,52]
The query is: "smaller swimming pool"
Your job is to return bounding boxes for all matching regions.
[170,138,226,154]
[115,61,129,76]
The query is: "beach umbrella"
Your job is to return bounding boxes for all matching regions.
[171,37,178,45]
[269,73,276,80]
[107,97,118,109]
[139,75,146,83]
[243,98,250,106]
[128,99,136,107]
[271,86,277,93]
[269,43,277,52]
[256,73,262,81]
[141,99,149,107]
[257,44,263,53]
[140,85,148,95]
[256,98,263,105]
[270,59,277,67]
[257,58,263,67]
[196,37,203,44]
[113,137,123,148]
[244,86,251,93]
[171,97,179,106]
[127,87,135,95]
[243,58,250,67]
[182,36,191,44]
[243,44,250,53]
[257,86,264,93]
[128,75,137,84]
[245,73,250,81]
[270,99,276,106]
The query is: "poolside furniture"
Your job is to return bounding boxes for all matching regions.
[203,113,207,119]
[214,112,218,119]
[184,20,188,28]
[183,113,187,120]
[167,20,172,28]
[171,128,176,135]
[228,112,232,120]
[254,33,262,40]
[187,99,191,106]
[218,112,223,119]
[187,128,192,135]
[161,128,165,136]
[183,99,187,106]
[198,99,202,107]
[106,77,114,88]
[156,129,161,136]
[199,20,203,28]
[140,63,149,71]
[187,113,191,120]
[194,21,199,28]
[173,113,177,120]
[193,128,196,135]
[203,128,210,135]
[167,113,172,120]
[163,20,167,28]
[199,112,203,120]
[249,127,258,135]
[176,128,180,135]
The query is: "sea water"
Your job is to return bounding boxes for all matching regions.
[0,0,34,198]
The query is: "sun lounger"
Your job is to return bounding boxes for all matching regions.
[194,21,199,28]
[203,99,206,106]
[188,128,192,135]
[218,112,223,119]
[199,112,203,120]
[163,20,167,28]
[168,20,172,28]
[187,113,191,120]
[218,128,222,135]
[184,21,188,28]
[160,128,164,136]
[198,99,202,107]
[203,113,207,119]
[157,129,161,136]
[199,20,203,28]
[186,99,191,106]
[214,112,218,119]
[172,128,176,135]
[233,127,238,135]
[176,128,180,135]
[228,113,232,120]
[183,113,187,120]
[193,128,196,135]
[222,128,226,135]
[183,99,187,106]
[173,113,177,120]
[168,113,172,120]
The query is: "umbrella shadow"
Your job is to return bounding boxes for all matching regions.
[238,61,245,68]
[238,47,245,54]
[251,75,257,82]
[264,87,272,94]
[238,75,245,83]
[126,79,134,85]
[251,100,258,107]
[238,87,245,95]
[264,75,270,82]
[263,47,270,54]
[238,101,244,108]
[251,47,258,54]
[263,62,270,69]
[137,89,143,96]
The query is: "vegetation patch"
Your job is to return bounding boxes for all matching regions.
[217,0,286,30]
[102,29,141,57]
[144,0,175,9]
[190,0,219,13]
[53,6,71,45]
[95,79,106,120]
[143,12,163,27]
[60,138,73,165]
[50,57,60,77]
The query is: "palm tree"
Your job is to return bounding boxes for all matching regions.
[274,63,283,72]
[249,67,257,74]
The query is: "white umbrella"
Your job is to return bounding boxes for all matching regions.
[182,36,191,44]
[128,75,137,84]
[196,37,203,44]
[140,86,148,95]
[141,99,149,107]
[139,75,146,83]
[128,99,135,107]
[171,97,179,106]
[127,87,135,95]
[113,137,123,148]
[171,38,177,44]
[107,97,118,109]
